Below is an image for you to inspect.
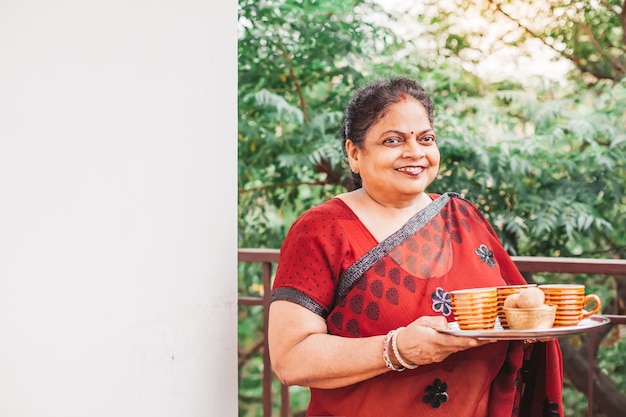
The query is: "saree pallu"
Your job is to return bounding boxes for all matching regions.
[272,192,563,417]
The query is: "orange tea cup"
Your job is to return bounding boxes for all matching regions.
[538,284,602,327]
[450,287,498,330]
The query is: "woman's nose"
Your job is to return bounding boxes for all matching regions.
[402,139,425,158]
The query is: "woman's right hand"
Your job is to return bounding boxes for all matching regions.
[396,316,496,366]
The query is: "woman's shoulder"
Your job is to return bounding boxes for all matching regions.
[283,198,357,237]
[295,198,357,221]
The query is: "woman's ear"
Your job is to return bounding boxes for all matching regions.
[345,139,360,174]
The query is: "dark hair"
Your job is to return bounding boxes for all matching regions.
[340,77,434,189]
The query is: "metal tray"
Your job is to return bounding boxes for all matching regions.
[437,315,610,340]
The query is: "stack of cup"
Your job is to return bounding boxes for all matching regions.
[450,287,498,330]
[539,284,602,327]
[496,284,538,329]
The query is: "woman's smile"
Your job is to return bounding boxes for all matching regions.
[396,165,426,176]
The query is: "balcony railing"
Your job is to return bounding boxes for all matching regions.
[238,248,626,417]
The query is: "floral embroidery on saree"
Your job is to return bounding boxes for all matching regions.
[431,287,452,316]
[423,378,449,408]
[476,244,496,267]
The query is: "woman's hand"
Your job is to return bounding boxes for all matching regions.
[396,316,496,366]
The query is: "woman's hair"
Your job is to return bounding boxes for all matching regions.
[340,77,434,189]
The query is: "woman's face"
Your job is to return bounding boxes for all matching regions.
[346,98,440,207]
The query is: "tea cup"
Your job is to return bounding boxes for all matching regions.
[450,287,498,330]
[538,284,602,327]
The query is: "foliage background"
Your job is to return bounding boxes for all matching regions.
[238,0,626,416]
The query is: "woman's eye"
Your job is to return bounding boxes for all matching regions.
[383,137,402,144]
[420,135,436,143]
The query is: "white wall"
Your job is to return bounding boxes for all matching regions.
[0,1,237,416]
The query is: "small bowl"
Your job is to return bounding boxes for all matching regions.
[503,305,557,330]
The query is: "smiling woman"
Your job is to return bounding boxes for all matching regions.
[267,77,565,417]
[340,82,440,241]
[343,92,439,231]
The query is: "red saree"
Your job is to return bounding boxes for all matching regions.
[272,192,563,417]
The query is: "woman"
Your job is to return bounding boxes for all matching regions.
[268,77,563,417]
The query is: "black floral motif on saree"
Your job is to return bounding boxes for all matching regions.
[423,378,449,408]
[476,244,496,267]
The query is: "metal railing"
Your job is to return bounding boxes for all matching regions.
[238,248,626,417]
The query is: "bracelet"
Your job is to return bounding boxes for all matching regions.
[392,327,419,369]
[382,329,405,371]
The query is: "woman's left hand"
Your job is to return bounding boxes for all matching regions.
[395,316,496,366]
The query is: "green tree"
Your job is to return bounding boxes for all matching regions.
[422,0,626,84]
[433,81,626,259]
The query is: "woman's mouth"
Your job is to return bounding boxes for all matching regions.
[397,166,425,175]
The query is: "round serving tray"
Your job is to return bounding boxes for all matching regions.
[437,315,610,340]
